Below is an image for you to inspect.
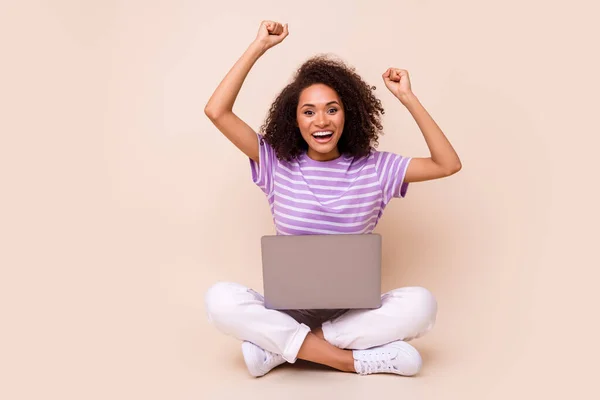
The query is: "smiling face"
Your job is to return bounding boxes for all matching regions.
[296,83,345,161]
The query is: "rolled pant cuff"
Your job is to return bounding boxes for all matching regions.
[282,323,311,363]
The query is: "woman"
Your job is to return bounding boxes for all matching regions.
[204,21,461,377]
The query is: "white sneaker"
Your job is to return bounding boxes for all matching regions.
[241,341,286,377]
[352,340,423,376]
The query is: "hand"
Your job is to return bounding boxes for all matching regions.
[382,68,413,101]
[254,20,289,52]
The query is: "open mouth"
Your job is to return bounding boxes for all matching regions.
[312,131,334,143]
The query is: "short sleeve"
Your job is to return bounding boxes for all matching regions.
[249,133,278,196]
[374,151,412,204]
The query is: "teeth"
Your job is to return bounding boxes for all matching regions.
[313,131,333,137]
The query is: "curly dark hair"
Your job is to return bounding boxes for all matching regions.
[259,54,386,162]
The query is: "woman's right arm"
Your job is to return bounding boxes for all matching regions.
[204,21,289,163]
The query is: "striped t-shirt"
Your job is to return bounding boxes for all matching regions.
[250,133,412,235]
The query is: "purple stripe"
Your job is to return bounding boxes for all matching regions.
[276,169,378,188]
[394,157,411,198]
[276,218,376,235]
[274,190,382,206]
[274,182,382,198]
[274,209,380,225]
[383,154,401,203]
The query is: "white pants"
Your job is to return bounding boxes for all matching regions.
[205,281,438,363]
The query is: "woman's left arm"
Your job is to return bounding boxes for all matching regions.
[383,68,462,183]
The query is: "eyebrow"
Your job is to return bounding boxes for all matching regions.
[300,101,341,108]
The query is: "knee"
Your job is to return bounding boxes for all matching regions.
[413,287,437,324]
[204,281,251,323]
[388,286,438,335]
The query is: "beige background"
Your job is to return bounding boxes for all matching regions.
[1,0,599,399]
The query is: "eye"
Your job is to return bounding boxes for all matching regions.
[303,108,338,116]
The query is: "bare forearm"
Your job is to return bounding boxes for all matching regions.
[399,93,461,171]
[204,41,267,118]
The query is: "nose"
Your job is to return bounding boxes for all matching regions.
[315,111,329,127]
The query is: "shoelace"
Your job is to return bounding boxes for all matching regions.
[263,350,283,369]
[356,350,397,374]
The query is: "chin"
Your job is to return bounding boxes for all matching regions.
[309,143,337,154]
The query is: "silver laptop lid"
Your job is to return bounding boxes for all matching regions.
[261,233,382,310]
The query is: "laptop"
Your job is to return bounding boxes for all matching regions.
[260,233,382,310]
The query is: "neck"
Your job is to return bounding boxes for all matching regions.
[307,147,341,162]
